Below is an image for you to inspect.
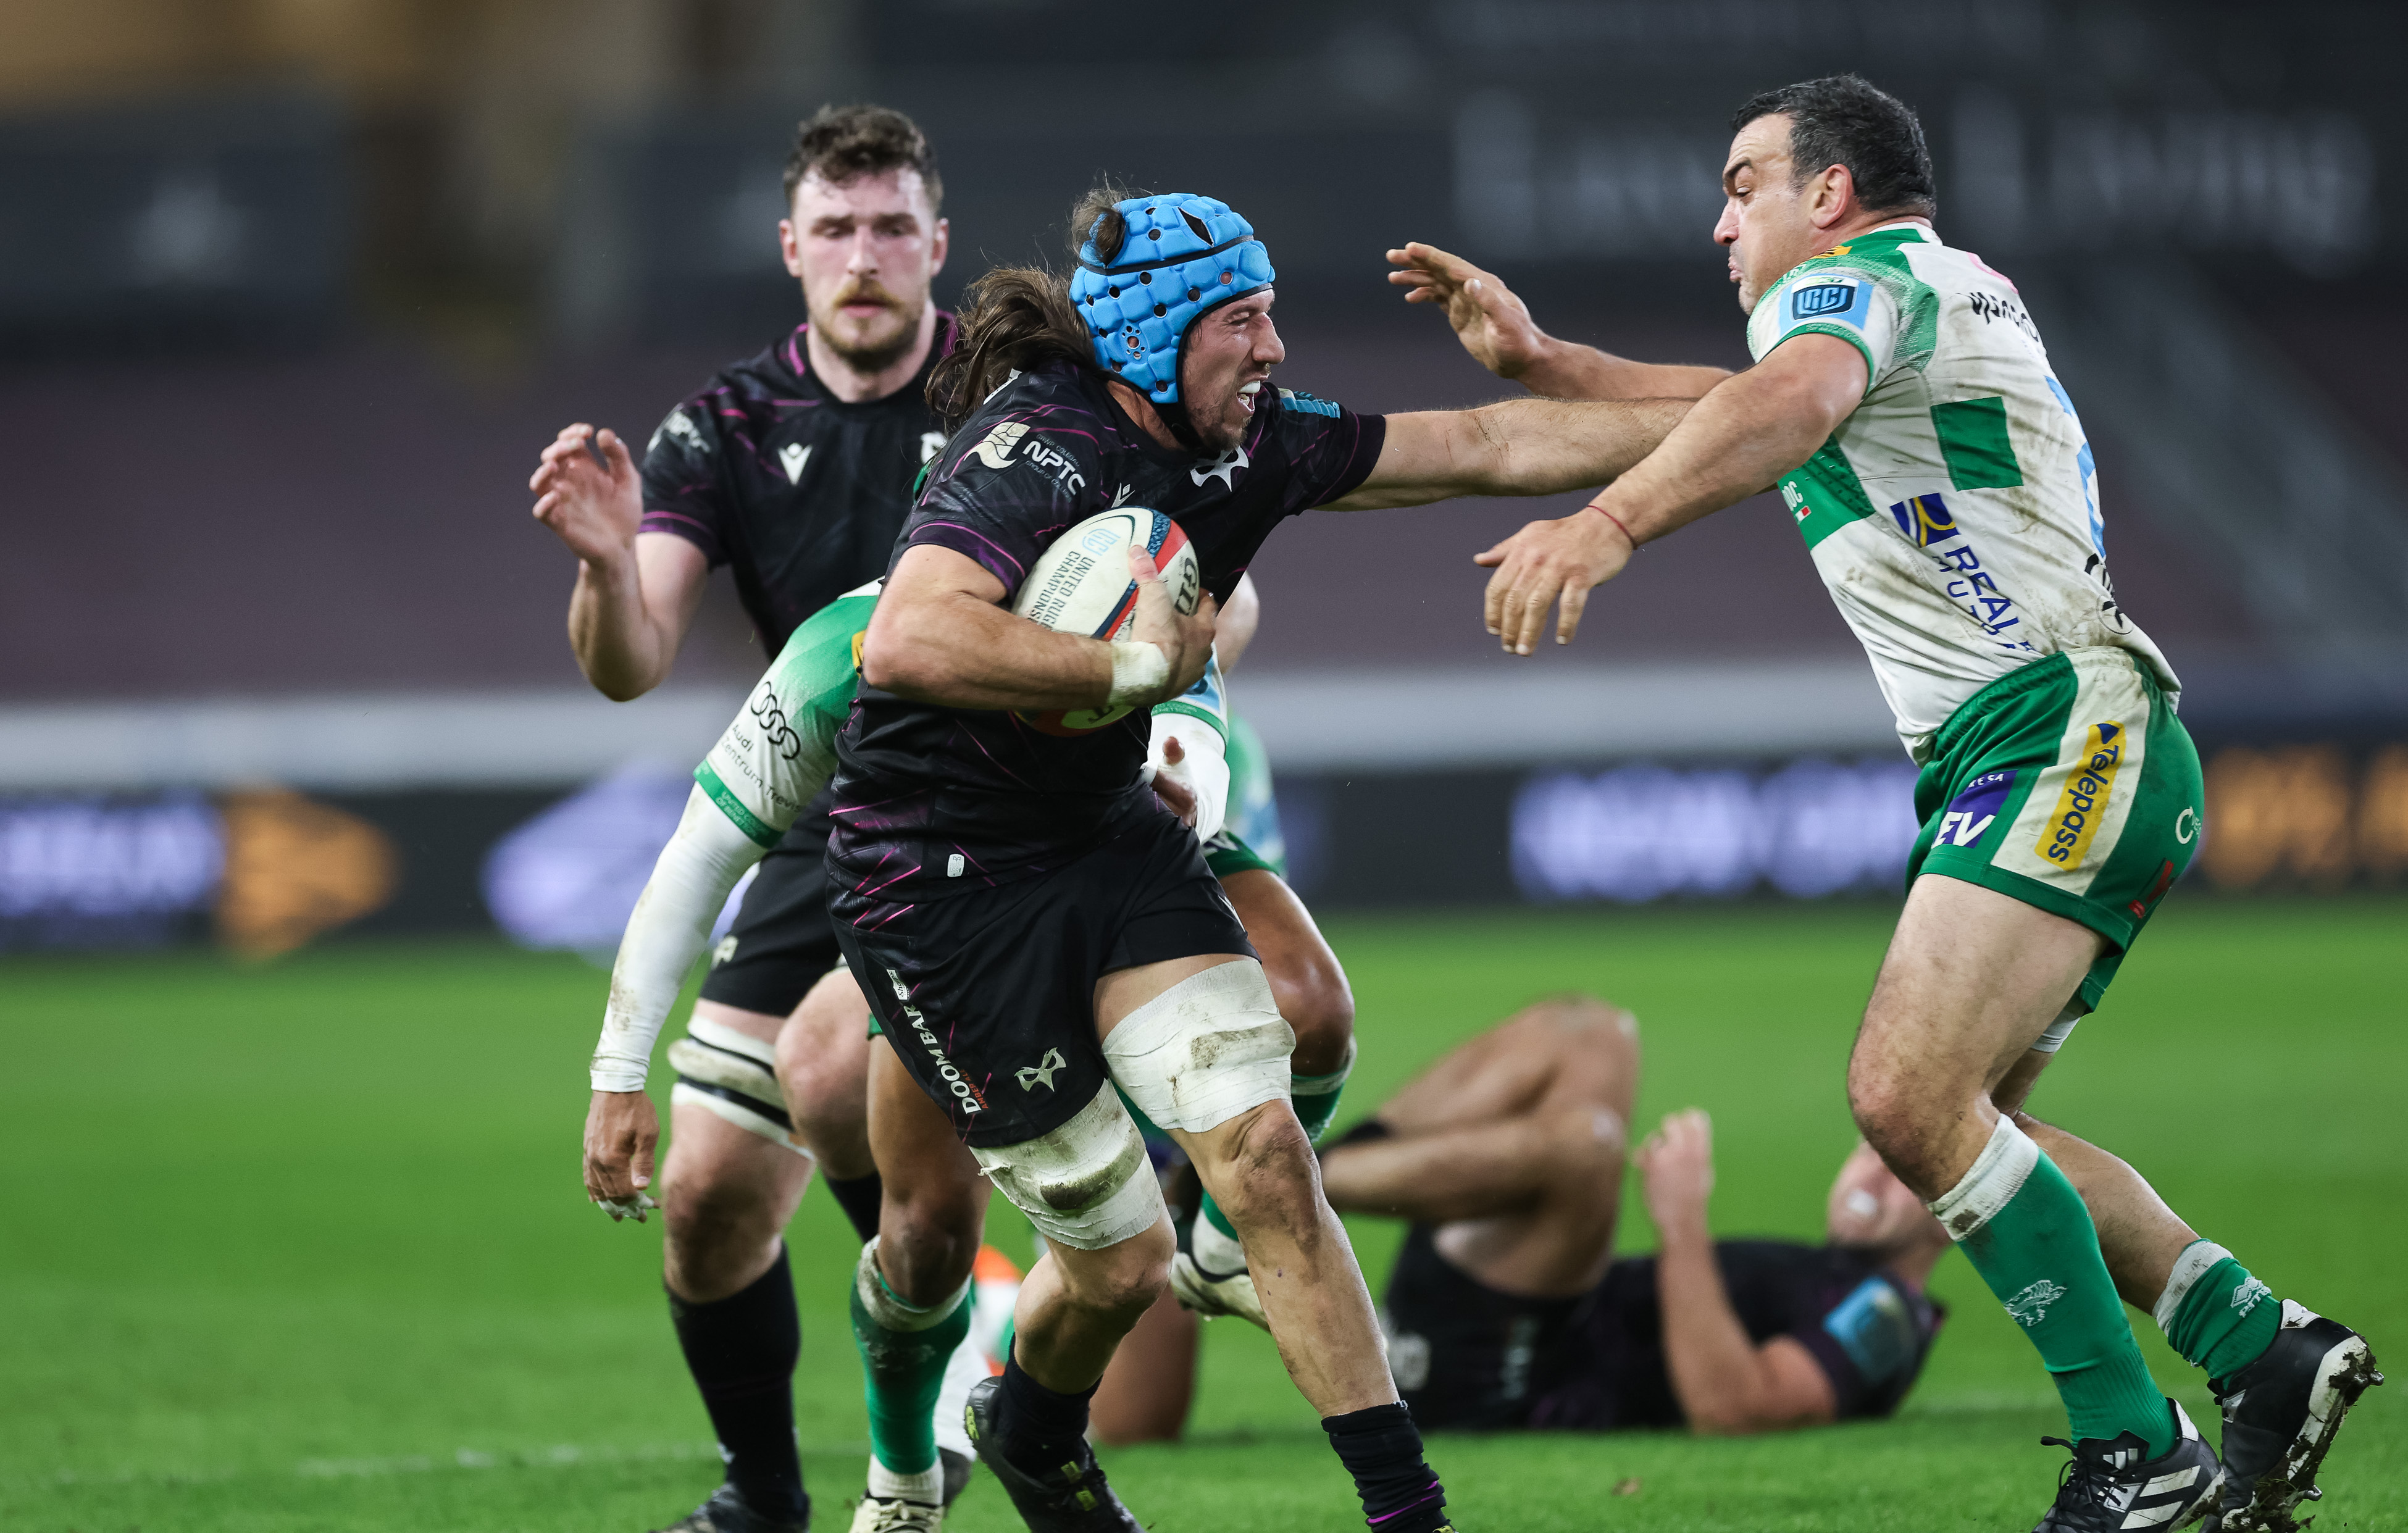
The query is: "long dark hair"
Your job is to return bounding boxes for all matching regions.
[926,183,1135,431]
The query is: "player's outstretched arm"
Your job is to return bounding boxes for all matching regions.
[1386,242,1730,401]
[530,423,708,701]
[861,543,1216,711]
[1318,394,1697,514]
[1637,1111,1839,1434]
[1479,332,1866,654]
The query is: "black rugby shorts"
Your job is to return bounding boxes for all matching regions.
[832,809,1253,1148]
[696,803,844,1018]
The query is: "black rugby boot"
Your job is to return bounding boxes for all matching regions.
[650,1482,810,1533]
[2208,1301,2382,1532]
[963,1376,1140,1532]
[2033,1401,2223,1532]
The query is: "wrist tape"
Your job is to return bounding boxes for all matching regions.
[1107,640,1169,706]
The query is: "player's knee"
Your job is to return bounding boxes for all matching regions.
[1063,1227,1174,1324]
[874,1197,979,1306]
[1539,1101,1627,1187]
[662,1168,777,1268]
[1206,1103,1321,1231]
[1846,1064,1933,1175]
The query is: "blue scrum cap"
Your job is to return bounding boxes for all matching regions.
[1070,194,1275,405]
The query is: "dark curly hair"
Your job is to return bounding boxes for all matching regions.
[782,103,942,211]
[1731,74,1935,220]
[926,182,1140,430]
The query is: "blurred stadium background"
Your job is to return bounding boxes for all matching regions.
[8,4,2408,1530]
[6,0,2407,956]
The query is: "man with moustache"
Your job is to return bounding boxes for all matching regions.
[529,104,957,1533]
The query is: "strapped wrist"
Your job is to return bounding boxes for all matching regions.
[1107,640,1169,706]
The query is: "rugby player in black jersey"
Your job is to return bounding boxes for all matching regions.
[529,104,958,1533]
[1090,995,1950,1445]
[829,190,1720,1533]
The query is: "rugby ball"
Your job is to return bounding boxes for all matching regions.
[1011,507,1200,736]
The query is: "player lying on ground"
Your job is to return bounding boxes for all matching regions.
[530,104,964,1533]
[1390,73,2379,1532]
[824,185,1718,1533]
[1092,994,1953,1444]
[579,575,1355,1532]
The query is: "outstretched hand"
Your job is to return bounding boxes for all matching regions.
[1385,242,1551,380]
[1635,1108,1715,1235]
[531,423,642,567]
[1126,546,1218,703]
[583,1088,661,1221]
[1475,510,1633,654]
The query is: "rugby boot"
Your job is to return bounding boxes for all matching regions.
[650,1483,809,1533]
[962,1376,1140,1532]
[1167,1201,1269,1330]
[847,1491,943,1532]
[2207,1301,2382,1532]
[2033,1401,2223,1532]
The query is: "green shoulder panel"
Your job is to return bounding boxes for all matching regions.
[1779,436,1882,552]
[1773,228,1941,377]
[772,588,879,729]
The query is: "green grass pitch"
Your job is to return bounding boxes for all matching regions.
[5,895,2402,1531]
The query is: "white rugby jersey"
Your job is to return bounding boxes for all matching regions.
[1745,221,2178,761]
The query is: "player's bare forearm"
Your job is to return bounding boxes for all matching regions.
[865,583,1113,709]
[1652,1217,1783,1432]
[1585,343,1858,545]
[863,544,1213,711]
[565,533,708,702]
[1322,396,1694,511]
[1515,338,1732,403]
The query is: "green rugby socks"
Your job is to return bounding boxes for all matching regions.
[1199,1042,1353,1243]
[2155,1240,2281,1385]
[1931,1116,2175,1455]
[850,1237,972,1499]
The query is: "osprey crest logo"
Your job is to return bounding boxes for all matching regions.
[1016,1048,1067,1093]
[973,420,1029,470]
[1192,445,1249,490]
[2004,1279,2069,1328]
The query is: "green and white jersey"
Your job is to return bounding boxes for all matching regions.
[694,582,880,848]
[691,579,1235,849]
[1745,222,2178,762]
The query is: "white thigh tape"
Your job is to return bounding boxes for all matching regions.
[666,1019,809,1155]
[2033,1003,2085,1055]
[669,1084,813,1156]
[1102,959,1295,1135]
[1927,1115,2039,1241]
[970,1082,1164,1251]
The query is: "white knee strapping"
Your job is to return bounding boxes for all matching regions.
[969,1082,1164,1251]
[853,1235,971,1332]
[1926,1115,2040,1241]
[667,1017,811,1156]
[1102,959,1295,1135]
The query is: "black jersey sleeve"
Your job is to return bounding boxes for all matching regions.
[638,393,735,567]
[1786,1269,1941,1419]
[901,394,1110,594]
[1268,388,1386,511]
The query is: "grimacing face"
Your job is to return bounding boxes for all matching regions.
[1825,1140,1946,1256]
[781,167,947,372]
[1175,290,1284,454]
[1711,113,1828,314]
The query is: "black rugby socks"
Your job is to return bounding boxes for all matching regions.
[822,1168,885,1244]
[667,1247,808,1521]
[997,1350,1098,1468]
[1324,1401,1449,1533]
